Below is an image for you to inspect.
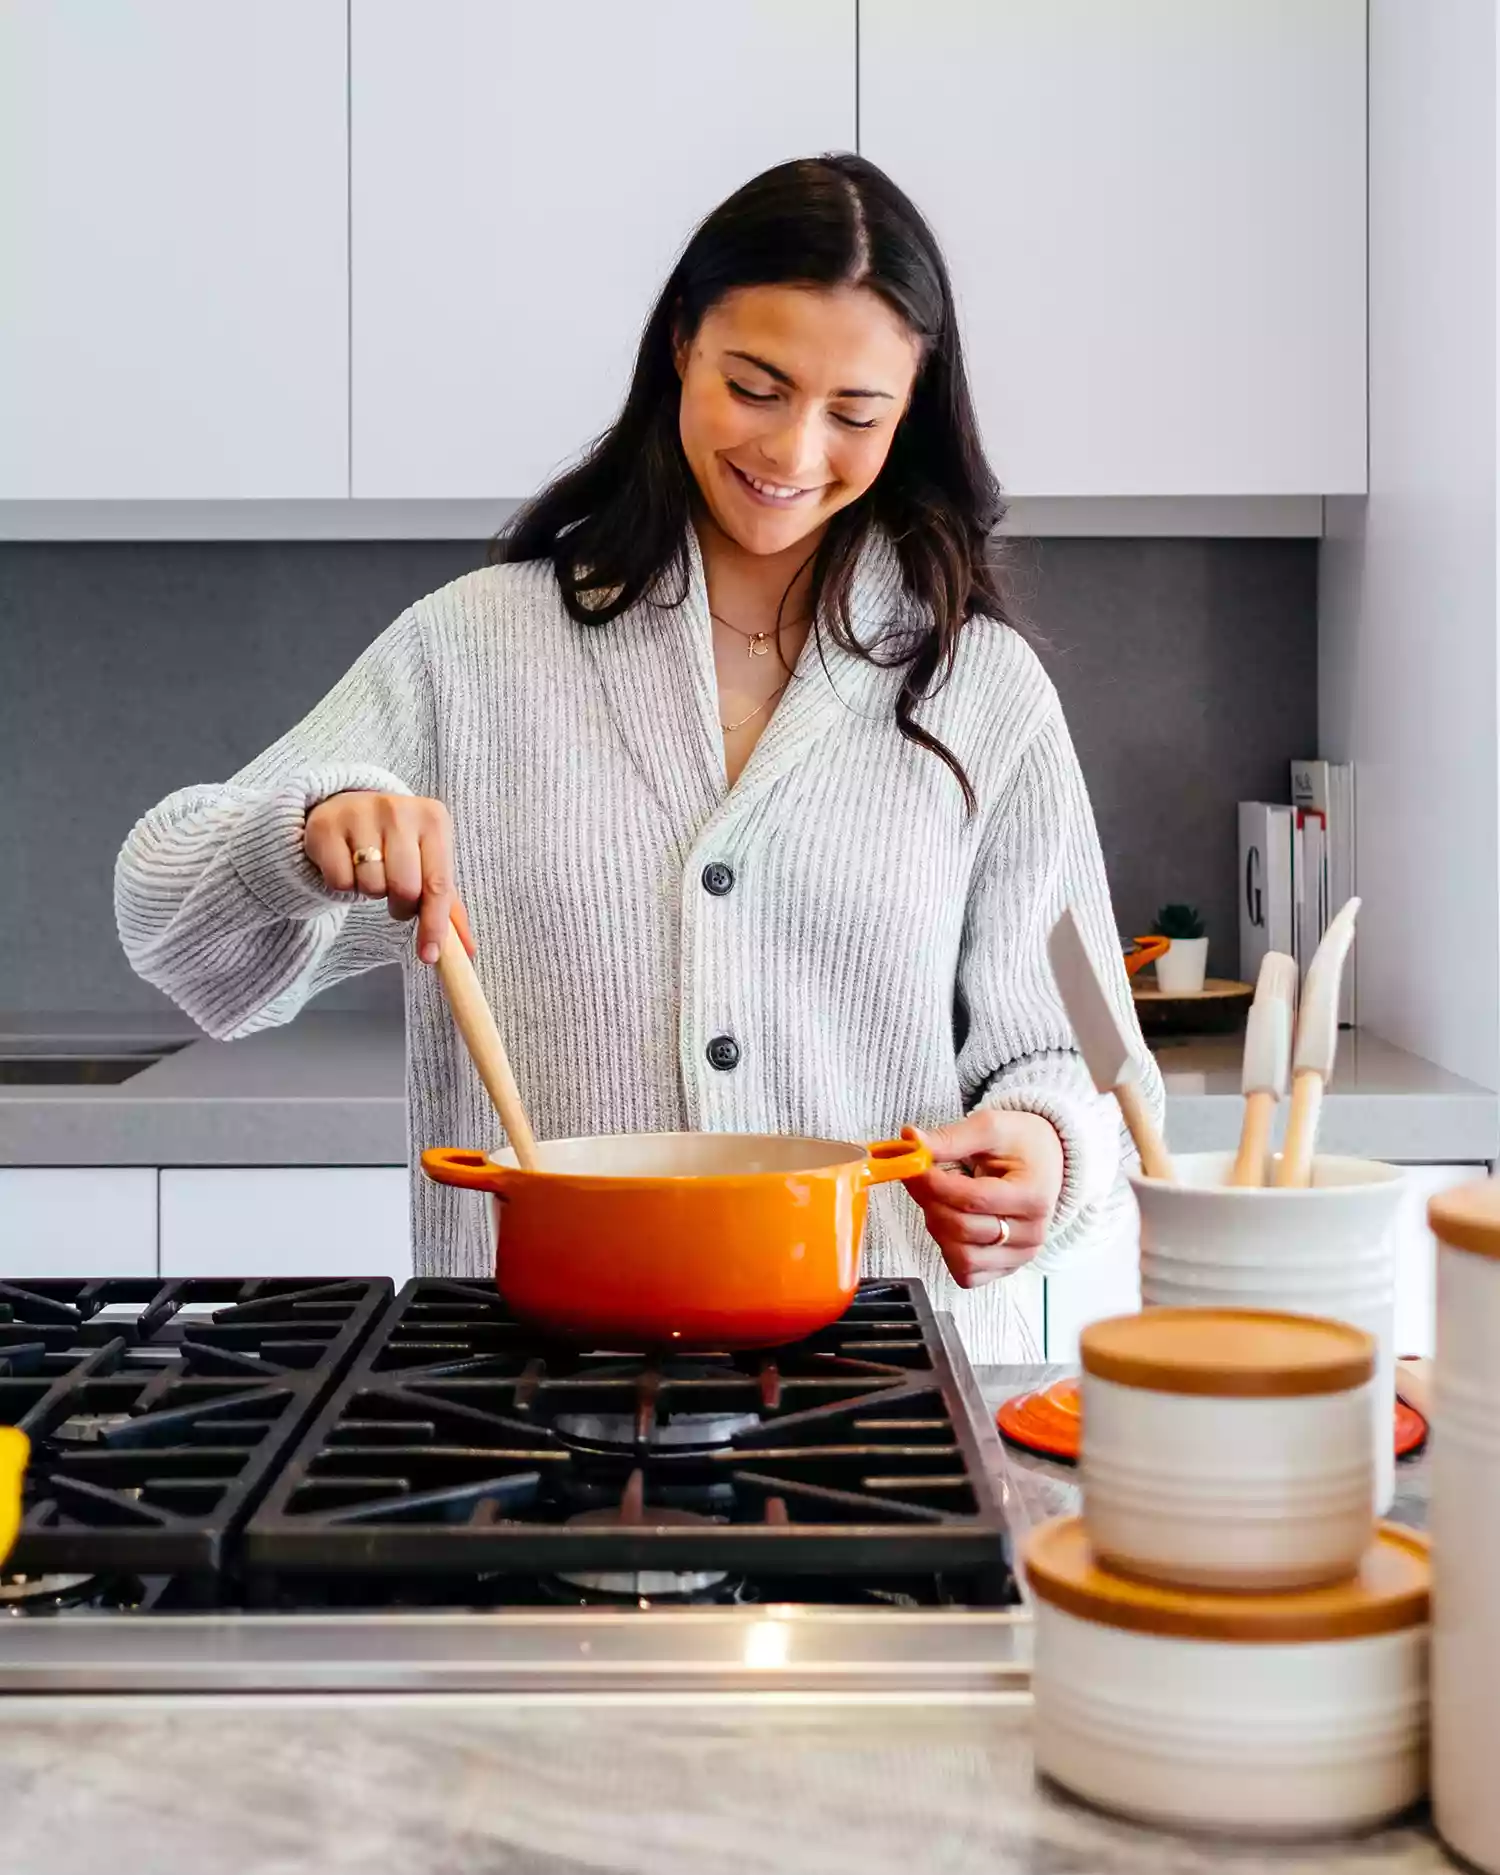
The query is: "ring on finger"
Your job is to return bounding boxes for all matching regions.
[996,1217,1012,1247]
[350,845,385,868]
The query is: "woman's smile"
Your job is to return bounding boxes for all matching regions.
[723,460,826,507]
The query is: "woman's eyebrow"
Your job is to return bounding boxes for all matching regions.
[724,348,894,401]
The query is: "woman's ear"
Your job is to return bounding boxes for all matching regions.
[671,307,690,382]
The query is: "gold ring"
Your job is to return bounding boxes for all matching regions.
[350,845,384,868]
[996,1217,1012,1247]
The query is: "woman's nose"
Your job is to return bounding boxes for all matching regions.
[758,406,823,483]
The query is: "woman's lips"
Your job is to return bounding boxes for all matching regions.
[726,460,821,507]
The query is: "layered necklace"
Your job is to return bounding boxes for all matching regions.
[709,607,807,734]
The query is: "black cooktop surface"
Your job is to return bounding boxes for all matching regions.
[0,1277,1017,1613]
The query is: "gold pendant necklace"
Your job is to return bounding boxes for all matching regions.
[710,608,794,660]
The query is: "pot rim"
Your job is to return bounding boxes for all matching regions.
[487,1129,872,1185]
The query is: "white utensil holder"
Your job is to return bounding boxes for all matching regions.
[1129,1153,1406,1513]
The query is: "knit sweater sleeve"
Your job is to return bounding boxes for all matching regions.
[115,605,435,1040]
[956,689,1165,1274]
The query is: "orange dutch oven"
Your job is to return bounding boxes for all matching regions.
[421,1131,933,1350]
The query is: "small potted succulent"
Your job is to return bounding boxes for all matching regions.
[1151,903,1209,995]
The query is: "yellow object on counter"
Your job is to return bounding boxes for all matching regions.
[0,1426,28,1565]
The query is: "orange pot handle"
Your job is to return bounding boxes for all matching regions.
[420,1146,511,1193]
[861,1136,933,1187]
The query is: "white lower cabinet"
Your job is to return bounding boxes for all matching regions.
[0,1168,159,1277]
[1043,1234,1142,1363]
[158,1168,411,1282]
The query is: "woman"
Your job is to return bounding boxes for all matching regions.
[115,154,1161,1360]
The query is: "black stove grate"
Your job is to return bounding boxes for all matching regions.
[0,1278,392,1575]
[246,1278,1013,1594]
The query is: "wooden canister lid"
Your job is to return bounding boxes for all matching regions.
[1079,1308,1375,1398]
[1025,1518,1429,1643]
[1428,1178,1500,1261]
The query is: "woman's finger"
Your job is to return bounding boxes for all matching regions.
[304,803,360,893]
[922,1199,1044,1254]
[932,1235,1039,1289]
[415,817,459,964]
[381,820,424,922]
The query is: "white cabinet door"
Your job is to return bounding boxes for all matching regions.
[1043,1235,1142,1363]
[0,1170,158,1278]
[1391,1165,1489,1359]
[351,0,855,498]
[159,1169,411,1282]
[0,1,347,498]
[860,0,1366,496]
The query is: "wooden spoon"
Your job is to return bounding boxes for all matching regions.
[435,919,542,1170]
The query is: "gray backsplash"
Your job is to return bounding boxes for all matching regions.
[0,537,1315,1016]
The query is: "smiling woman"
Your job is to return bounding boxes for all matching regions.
[115,153,1161,1361]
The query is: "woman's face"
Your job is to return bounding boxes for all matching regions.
[676,284,922,559]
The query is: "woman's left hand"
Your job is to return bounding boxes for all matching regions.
[903,1111,1065,1288]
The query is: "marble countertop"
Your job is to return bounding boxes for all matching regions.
[0,1694,1454,1875]
[0,1364,1449,1875]
[1,1010,1494,1168]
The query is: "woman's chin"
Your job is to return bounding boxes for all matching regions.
[712,491,832,558]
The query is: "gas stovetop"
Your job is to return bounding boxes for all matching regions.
[0,1277,1030,1695]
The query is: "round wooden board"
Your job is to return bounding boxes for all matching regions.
[1131,976,1253,1037]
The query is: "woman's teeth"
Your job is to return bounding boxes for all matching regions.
[735,465,809,505]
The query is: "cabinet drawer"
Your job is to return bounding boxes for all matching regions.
[0,1169,158,1277]
[159,1169,410,1281]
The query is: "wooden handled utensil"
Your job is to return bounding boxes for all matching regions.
[1048,907,1174,1181]
[1228,951,1297,1187]
[1273,897,1361,1189]
[435,919,542,1171]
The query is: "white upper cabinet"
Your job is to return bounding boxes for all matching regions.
[350,0,857,499]
[860,0,1367,497]
[0,0,348,499]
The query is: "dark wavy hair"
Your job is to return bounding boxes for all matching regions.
[494,152,1011,809]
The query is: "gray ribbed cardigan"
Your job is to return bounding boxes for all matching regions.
[115,532,1162,1360]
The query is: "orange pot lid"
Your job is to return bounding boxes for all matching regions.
[998,1382,1426,1464]
[1024,1517,1429,1643]
[996,1379,1081,1460]
[1080,1307,1375,1399]
[1428,1178,1500,1260]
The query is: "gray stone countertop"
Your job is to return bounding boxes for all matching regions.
[0,1365,1450,1875]
[0,1009,1494,1168]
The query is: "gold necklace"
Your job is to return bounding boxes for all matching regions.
[720,681,788,734]
[710,607,807,660]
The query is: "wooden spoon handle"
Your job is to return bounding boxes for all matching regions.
[1228,1088,1276,1188]
[1273,1068,1324,1188]
[1116,1080,1175,1182]
[435,921,541,1171]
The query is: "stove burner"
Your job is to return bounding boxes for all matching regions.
[0,1572,97,1611]
[552,1408,762,1452]
[551,1468,731,1597]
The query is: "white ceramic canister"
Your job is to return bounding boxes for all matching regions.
[1079,1307,1377,1592]
[1426,1179,1500,1874]
[1025,1516,1430,1839]
[1130,1153,1406,1514]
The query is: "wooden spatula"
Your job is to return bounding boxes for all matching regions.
[1048,908,1174,1181]
[1274,897,1360,1189]
[435,919,542,1170]
[1229,951,1297,1187]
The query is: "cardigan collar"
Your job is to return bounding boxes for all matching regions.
[579,525,919,836]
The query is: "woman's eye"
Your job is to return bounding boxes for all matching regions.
[727,380,777,404]
[833,413,880,431]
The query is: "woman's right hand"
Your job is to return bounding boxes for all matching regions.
[303,791,476,966]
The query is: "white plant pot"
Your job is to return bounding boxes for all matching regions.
[1156,935,1209,994]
